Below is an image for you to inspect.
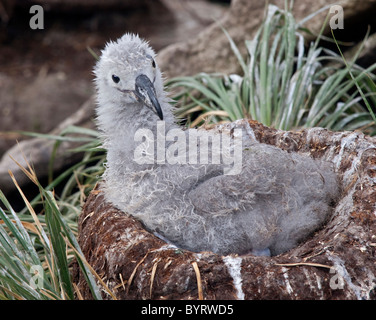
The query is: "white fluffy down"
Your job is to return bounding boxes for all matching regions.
[95,34,340,256]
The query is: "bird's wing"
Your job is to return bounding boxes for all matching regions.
[187,148,282,217]
[186,139,338,218]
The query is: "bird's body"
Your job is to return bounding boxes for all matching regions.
[94,34,340,256]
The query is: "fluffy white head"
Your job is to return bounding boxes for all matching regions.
[94,33,171,135]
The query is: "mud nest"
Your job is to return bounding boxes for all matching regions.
[73,121,376,300]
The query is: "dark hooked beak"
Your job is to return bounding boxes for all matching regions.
[134,74,163,120]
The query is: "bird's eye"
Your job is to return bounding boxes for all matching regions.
[146,54,156,68]
[112,75,120,83]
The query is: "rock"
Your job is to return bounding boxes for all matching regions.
[0,96,95,196]
[345,32,376,69]
[2,71,91,137]
[73,121,376,300]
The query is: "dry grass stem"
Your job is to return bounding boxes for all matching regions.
[127,251,150,294]
[73,283,84,300]
[191,261,203,300]
[149,259,160,299]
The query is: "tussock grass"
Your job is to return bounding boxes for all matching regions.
[0,127,106,300]
[167,4,376,135]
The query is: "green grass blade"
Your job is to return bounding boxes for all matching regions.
[41,190,103,300]
[331,28,376,125]
[44,194,74,299]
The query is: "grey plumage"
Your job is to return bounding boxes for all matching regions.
[94,33,340,256]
